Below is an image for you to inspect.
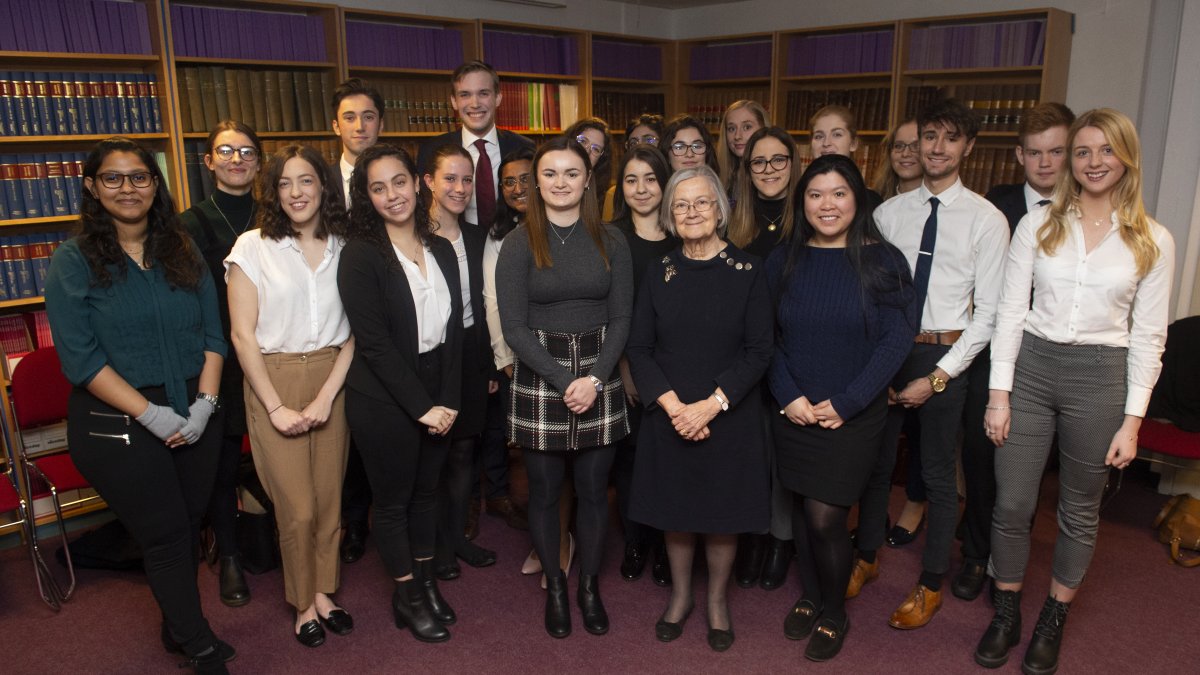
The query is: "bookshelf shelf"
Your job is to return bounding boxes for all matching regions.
[591,76,668,86]
[0,216,77,229]
[379,131,459,138]
[181,131,333,139]
[496,71,582,82]
[0,51,161,66]
[684,77,771,86]
[348,67,456,78]
[788,129,887,136]
[0,134,171,145]
[173,56,337,69]
[902,66,1045,78]
[780,72,892,83]
[0,297,45,310]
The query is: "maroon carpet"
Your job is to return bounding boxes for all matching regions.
[1,470,1194,674]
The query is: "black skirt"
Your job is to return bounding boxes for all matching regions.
[772,392,888,506]
[508,325,628,452]
[452,323,489,439]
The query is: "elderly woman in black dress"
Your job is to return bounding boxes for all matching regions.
[627,165,773,652]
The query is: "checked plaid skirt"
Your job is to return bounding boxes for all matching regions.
[508,325,628,452]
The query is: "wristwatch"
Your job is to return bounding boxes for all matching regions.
[713,391,730,412]
[588,375,604,392]
[196,392,222,410]
[927,373,947,394]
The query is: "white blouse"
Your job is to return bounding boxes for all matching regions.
[990,207,1175,416]
[225,232,350,354]
[482,235,515,370]
[450,234,474,328]
[396,243,452,354]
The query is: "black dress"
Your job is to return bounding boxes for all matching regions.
[743,194,789,260]
[627,244,774,533]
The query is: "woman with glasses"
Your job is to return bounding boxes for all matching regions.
[718,101,769,201]
[180,120,261,610]
[662,114,720,176]
[496,136,633,638]
[603,114,664,221]
[627,165,773,652]
[227,144,355,648]
[610,145,676,586]
[565,117,614,206]
[421,144,498,580]
[46,137,232,673]
[872,119,922,198]
[768,154,916,661]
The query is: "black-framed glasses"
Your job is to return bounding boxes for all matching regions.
[670,197,715,215]
[98,172,154,189]
[575,135,604,157]
[626,134,659,148]
[891,140,920,154]
[214,145,260,162]
[748,155,791,174]
[669,140,707,156]
[501,174,531,190]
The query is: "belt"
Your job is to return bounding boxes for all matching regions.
[914,330,963,346]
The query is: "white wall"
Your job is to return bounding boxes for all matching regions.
[335,0,672,38]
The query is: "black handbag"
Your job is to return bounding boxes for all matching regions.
[235,462,280,575]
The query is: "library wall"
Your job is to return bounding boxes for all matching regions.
[337,0,671,39]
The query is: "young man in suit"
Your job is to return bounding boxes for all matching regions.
[330,78,385,563]
[331,78,384,209]
[417,61,535,229]
[863,98,1009,630]
[948,102,1077,601]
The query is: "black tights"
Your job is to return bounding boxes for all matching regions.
[523,445,615,578]
[792,495,852,623]
[208,434,243,555]
[436,436,479,562]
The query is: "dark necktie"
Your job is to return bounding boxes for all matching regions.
[1037,199,1051,207]
[912,197,940,328]
[473,138,496,228]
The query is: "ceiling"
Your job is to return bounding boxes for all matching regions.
[619,0,749,8]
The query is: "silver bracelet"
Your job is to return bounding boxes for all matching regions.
[985,405,1010,411]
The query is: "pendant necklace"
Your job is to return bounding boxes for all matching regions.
[212,196,253,237]
[551,222,579,245]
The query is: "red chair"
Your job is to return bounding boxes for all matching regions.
[8,346,96,608]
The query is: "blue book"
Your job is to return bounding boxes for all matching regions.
[122,75,143,134]
[30,234,53,296]
[31,73,53,134]
[0,72,16,137]
[61,74,82,135]
[0,155,24,219]
[74,73,95,135]
[13,73,35,136]
[45,154,69,217]
[146,74,162,133]
[48,74,69,135]
[0,176,7,221]
[34,155,54,219]
[10,235,37,298]
[63,152,82,215]
[99,73,121,134]
[16,155,41,219]
[0,237,18,300]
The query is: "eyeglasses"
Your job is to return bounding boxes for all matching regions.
[669,140,707,156]
[214,145,260,162]
[626,134,659,148]
[575,135,604,157]
[891,141,920,154]
[749,155,791,174]
[670,197,716,215]
[97,171,154,189]
[501,174,531,190]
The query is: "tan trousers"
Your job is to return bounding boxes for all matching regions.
[245,347,348,611]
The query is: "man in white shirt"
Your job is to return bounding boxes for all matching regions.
[946,102,1077,602]
[417,61,535,229]
[331,78,384,209]
[857,99,1010,630]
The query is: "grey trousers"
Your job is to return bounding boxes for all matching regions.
[988,333,1127,588]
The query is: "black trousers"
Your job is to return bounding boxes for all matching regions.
[346,349,449,579]
[476,373,512,501]
[959,347,995,565]
[68,382,220,657]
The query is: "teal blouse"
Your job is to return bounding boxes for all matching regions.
[44,238,227,416]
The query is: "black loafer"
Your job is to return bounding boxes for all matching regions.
[295,619,325,648]
[886,517,924,547]
[435,561,462,581]
[707,621,735,652]
[457,542,497,568]
[651,541,672,587]
[805,616,849,662]
[161,624,237,663]
[952,562,988,601]
[620,543,646,581]
[783,599,821,640]
[318,608,354,636]
[654,603,693,642]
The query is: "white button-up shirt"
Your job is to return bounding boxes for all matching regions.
[340,155,355,210]
[990,207,1175,416]
[875,178,1010,379]
[225,231,350,354]
[396,244,452,353]
[461,125,501,226]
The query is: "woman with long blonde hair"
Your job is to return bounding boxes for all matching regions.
[976,108,1174,675]
[717,100,769,199]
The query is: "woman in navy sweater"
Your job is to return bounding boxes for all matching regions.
[765,154,916,661]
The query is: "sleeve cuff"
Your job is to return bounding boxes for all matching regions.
[1125,386,1152,418]
[989,361,1015,392]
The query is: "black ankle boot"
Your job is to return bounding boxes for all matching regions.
[975,589,1021,668]
[183,645,230,675]
[218,555,250,607]
[392,578,450,642]
[578,574,609,635]
[544,571,572,638]
[651,539,672,587]
[759,536,792,590]
[415,558,457,625]
[1022,595,1070,675]
[161,622,236,663]
[734,533,766,588]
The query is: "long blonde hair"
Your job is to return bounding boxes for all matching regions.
[1040,108,1158,276]
[717,100,770,190]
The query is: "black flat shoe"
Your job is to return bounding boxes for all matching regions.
[318,608,354,636]
[655,603,693,642]
[886,517,925,547]
[295,619,326,648]
[952,562,988,601]
[783,599,821,640]
[457,542,497,568]
[707,619,735,652]
[161,624,236,663]
[620,542,646,581]
[805,615,850,662]
[340,525,368,564]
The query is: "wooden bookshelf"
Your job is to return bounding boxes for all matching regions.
[479,21,587,134]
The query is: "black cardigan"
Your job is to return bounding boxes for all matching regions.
[338,235,463,419]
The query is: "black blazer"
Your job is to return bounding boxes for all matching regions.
[416,127,536,189]
[332,161,349,210]
[460,225,493,374]
[984,183,1027,234]
[338,236,463,420]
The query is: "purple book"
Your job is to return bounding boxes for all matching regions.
[118,2,139,55]
[42,0,70,51]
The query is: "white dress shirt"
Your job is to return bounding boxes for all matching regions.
[990,207,1175,416]
[482,235,515,370]
[396,244,452,354]
[340,155,355,210]
[875,178,1010,378]
[449,234,475,328]
[1024,183,1050,213]
[225,232,350,354]
[461,125,501,226]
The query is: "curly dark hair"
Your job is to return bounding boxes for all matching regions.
[490,147,534,241]
[255,144,347,241]
[77,137,203,289]
[611,144,669,223]
[661,113,720,175]
[346,143,434,269]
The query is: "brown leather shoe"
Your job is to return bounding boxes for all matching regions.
[465,499,481,541]
[845,557,880,599]
[485,496,529,530]
[888,585,942,629]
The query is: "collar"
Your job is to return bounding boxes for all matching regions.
[339,155,355,182]
[918,177,964,207]
[1023,183,1050,212]
[272,233,339,255]
[462,126,500,149]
